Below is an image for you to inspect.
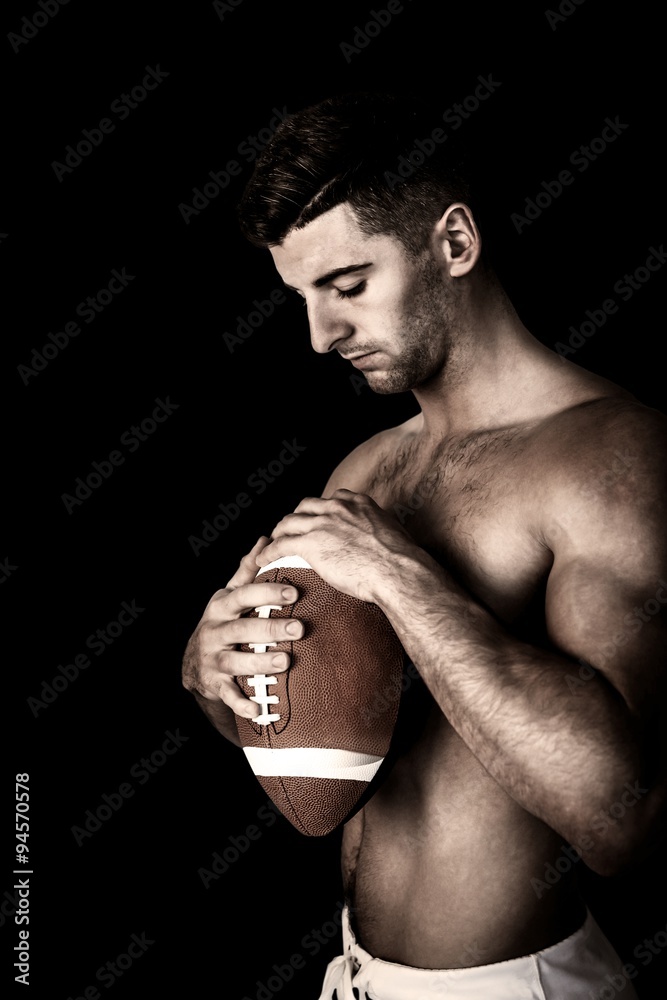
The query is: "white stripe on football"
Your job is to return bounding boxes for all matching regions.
[243,746,383,781]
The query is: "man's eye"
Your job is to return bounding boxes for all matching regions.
[335,281,366,300]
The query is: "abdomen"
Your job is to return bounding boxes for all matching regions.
[343,705,586,967]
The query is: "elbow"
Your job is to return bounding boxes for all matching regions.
[572,783,666,877]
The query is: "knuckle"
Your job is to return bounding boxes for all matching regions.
[215,675,233,699]
[207,587,231,611]
[197,622,216,650]
[200,669,225,698]
[270,618,290,637]
[215,649,235,674]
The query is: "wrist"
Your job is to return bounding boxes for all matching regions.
[369,545,447,615]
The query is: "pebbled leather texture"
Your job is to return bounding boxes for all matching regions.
[236,565,405,836]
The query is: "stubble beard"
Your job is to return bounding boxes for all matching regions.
[363,254,460,395]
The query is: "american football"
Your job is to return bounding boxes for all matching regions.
[235,555,406,836]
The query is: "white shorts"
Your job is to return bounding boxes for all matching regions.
[317,906,639,999]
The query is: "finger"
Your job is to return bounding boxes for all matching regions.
[257,535,310,568]
[223,581,299,617]
[216,676,262,720]
[198,581,300,629]
[226,536,272,589]
[330,488,365,499]
[269,512,322,540]
[199,615,305,652]
[295,490,369,509]
[207,648,291,679]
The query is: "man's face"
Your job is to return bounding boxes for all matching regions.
[269,203,459,394]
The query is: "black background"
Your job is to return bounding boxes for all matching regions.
[5,1,666,997]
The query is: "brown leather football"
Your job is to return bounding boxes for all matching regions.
[235,556,405,836]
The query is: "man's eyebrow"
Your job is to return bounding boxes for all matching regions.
[313,263,372,288]
[282,263,372,293]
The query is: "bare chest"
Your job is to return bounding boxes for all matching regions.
[363,428,552,629]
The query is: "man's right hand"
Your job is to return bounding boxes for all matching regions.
[181,536,304,745]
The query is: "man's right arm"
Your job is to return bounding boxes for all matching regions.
[181,428,390,734]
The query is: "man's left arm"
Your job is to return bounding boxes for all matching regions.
[257,419,667,876]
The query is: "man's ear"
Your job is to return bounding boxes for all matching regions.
[430,202,482,277]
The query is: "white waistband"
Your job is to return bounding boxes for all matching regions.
[319,905,637,1000]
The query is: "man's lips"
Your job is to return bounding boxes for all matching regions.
[343,351,378,369]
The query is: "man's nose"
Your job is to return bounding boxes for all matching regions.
[307,298,352,354]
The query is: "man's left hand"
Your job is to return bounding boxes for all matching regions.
[256,488,421,603]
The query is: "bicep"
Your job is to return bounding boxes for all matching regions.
[542,423,667,715]
[546,554,667,715]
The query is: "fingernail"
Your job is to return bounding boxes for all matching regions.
[282,587,297,601]
[286,621,302,636]
[272,653,286,668]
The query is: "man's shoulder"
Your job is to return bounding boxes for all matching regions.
[532,394,667,544]
[321,413,422,496]
[533,394,667,481]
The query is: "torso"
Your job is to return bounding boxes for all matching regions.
[338,390,635,967]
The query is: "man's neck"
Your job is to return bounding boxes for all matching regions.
[412,285,620,440]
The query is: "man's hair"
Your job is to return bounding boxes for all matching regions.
[237,91,477,257]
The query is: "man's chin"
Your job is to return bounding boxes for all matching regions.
[361,371,412,395]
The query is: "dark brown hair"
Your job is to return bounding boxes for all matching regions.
[237,91,475,257]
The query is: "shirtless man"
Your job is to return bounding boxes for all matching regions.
[182,93,666,998]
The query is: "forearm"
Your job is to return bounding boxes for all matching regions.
[372,550,649,865]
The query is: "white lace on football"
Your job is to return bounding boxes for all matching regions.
[248,605,282,725]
